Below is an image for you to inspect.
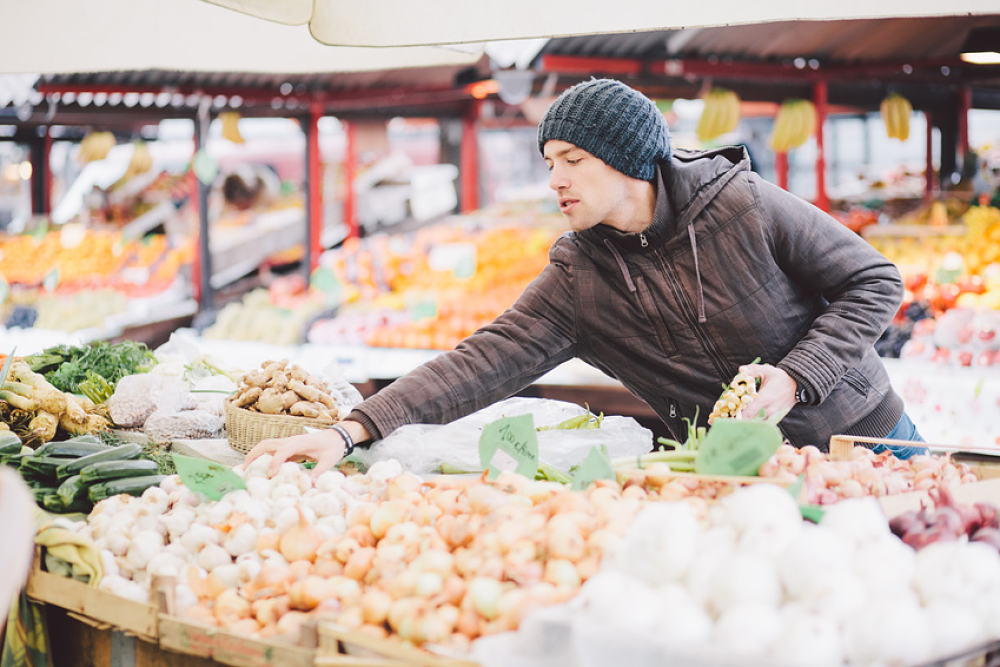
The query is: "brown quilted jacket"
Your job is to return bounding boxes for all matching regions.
[350,145,905,450]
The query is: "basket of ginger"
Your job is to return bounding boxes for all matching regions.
[225,359,343,454]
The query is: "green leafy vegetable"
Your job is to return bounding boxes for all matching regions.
[25,341,156,397]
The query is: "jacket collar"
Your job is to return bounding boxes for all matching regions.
[584,144,751,254]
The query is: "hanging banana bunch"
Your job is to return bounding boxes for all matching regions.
[122,141,153,182]
[696,88,742,142]
[78,131,116,163]
[768,99,817,153]
[880,93,912,141]
[220,111,245,144]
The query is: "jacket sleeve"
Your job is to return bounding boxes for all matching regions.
[348,238,579,440]
[751,175,904,404]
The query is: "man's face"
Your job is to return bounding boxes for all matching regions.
[543,140,634,232]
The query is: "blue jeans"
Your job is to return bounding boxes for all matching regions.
[870,412,928,460]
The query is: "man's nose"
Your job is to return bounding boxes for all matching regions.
[549,166,568,191]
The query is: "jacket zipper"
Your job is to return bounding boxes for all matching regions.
[639,232,648,248]
[655,247,731,379]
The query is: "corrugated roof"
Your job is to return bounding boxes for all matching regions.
[543,16,1000,64]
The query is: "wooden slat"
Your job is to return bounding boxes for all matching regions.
[320,622,477,667]
[25,549,158,642]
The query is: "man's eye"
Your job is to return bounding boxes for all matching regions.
[567,158,582,165]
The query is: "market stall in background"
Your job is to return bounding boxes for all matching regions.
[2,5,1000,667]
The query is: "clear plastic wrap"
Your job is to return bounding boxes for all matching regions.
[143,409,225,444]
[352,397,652,475]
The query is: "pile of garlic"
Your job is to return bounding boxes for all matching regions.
[541,484,1000,667]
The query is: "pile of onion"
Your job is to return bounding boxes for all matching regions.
[758,444,978,505]
[889,485,1000,552]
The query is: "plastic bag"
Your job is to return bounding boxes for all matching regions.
[143,409,224,444]
[352,397,652,475]
[106,374,193,429]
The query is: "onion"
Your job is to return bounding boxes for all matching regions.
[278,506,323,563]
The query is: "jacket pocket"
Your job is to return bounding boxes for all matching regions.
[842,368,870,397]
[634,276,678,358]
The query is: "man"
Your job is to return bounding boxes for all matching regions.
[246,78,923,477]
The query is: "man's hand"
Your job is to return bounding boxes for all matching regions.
[737,363,797,423]
[244,420,370,480]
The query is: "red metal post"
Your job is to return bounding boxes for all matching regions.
[813,80,829,212]
[42,130,52,214]
[190,131,202,303]
[958,87,971,164]
[925,111,935,202]
[343,121,358,239]
[307,102,323,273]
[460,101,480,213]
[775,152,789,190]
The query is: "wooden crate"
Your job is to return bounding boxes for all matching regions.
[25,548,159,642]
[319,622,477,667]
[157,615,320,667]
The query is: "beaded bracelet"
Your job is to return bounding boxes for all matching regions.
[326,423,355,458]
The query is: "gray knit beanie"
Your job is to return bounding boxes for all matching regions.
[537,79,671,181]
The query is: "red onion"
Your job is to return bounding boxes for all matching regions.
[971,527,1000,553]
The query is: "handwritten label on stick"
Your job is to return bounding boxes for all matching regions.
[479,414,538,480]
[172,454,246,501]
[571,445,616,491]
[695,419,783,477]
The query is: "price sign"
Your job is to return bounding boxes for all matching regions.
[0,278,8,305]
[310,266,343,309]
[694,419,783,476]
[479,414,538,480]
[172,454,246,501]
[570,445,616,491]
[410,299,438,322]
[192,149,220,186]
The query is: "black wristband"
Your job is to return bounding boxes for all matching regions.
[327,423,355,458]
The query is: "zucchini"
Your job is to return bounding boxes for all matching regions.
[20,456,69,478]
[56,474,89,505]
[0,432,22,455]
[41,492,92,514]
[34,440,111,459]
[79,459,160,484]
[33,487,53,503]
[87,475,166,503]
[55,443,143,481]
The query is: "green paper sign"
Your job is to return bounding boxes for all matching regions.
[0,278,9,304]
[310,266,343,309]
[192,149,220,186]
[172,454,246,501]
[799,504,826,523]
[479,414,538,480]
[571,445,616,491]
[411,299,438,322]
[694,419,783,476]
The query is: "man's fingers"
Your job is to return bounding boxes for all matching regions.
[243,439,277,467]
[268,443,299,476]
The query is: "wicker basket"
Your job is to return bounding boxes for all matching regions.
[224,398,332,454]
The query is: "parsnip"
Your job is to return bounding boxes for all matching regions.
[0,389,38,412]
[9,362,68,416]
[63,394,89,425]
[29,410,59,442]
